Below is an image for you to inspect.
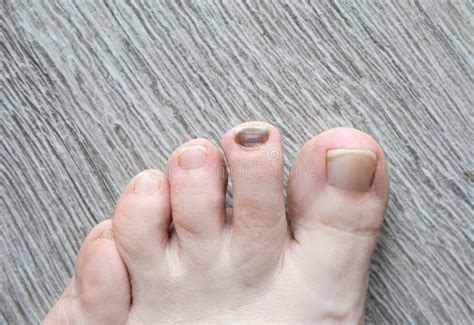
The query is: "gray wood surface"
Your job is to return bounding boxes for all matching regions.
[1,1,473,324]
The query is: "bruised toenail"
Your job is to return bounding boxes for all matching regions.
[327,149,377,192]
[134,171,161,194]
[234,126,270,147]
[178,145,208,169]
[100,230,114,239]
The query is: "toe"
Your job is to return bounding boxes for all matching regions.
[221,122,288,274]
[167,139,227,259]
[288,127,389,236]
[113,169,171,272]
[287,127,389,320]
[45,220,130,324]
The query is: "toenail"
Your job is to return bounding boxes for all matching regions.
[100,230,114,239]
[178,145,208,169]
[134,171,161,194]
[234,126,270,147]
[327,149,377,192]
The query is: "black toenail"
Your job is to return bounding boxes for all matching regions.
[234,126,270,147]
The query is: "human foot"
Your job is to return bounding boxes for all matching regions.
[45,122,389,323]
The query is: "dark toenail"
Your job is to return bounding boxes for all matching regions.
[327,149,377,192]
[234,126,270,147]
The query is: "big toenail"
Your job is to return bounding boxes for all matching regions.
[178,145,208,169]
[234,126,270,147]
[134,171,161,194]
[327,149,377,192]
[100,230,114,239]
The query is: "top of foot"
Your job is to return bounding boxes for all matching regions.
[45,122,389,324]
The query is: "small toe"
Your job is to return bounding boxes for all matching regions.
[287,127,389,319]
[221,122,288,275]
[45,220,130,324]
[167,139,227,260]
[113,169,171,272]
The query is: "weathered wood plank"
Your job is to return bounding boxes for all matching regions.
[1,1,472,323]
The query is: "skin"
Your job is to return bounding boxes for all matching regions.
[45,122,389,324]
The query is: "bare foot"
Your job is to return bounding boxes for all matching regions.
[45,122,389,323]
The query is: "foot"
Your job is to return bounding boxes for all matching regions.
[45,122,389,323]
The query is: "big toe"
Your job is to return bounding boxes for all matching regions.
[287,127,389,320]
[45,220,130,324]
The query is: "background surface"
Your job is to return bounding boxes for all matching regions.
[2,1,473,323]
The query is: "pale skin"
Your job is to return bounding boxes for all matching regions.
[45,122,389,324]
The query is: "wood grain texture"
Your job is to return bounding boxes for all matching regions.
[1,1,473,323]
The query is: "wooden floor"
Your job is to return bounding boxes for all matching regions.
[2,1,473,323]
